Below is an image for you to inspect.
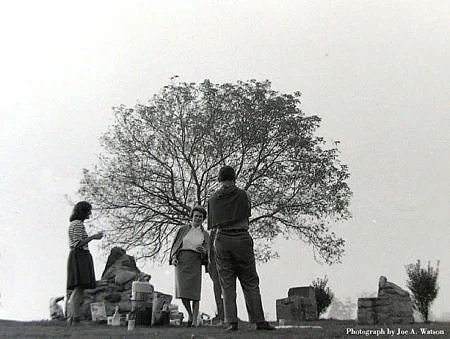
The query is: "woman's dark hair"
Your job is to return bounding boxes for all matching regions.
[190,205,207,220]
[70,201,92,221]
[218,165,236,182]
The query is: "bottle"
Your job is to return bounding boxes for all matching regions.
[112,306,120,326]
[127,311,135,331]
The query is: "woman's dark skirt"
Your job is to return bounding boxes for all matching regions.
[67,248,96,290]
[175,250,202,301]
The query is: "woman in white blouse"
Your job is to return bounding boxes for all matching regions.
[66,201,103,325]
[169,205,210,327]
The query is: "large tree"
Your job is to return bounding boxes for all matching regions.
[79,79,351,264]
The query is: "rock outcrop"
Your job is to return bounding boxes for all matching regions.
[72,247,153,320]
[357,276,414,325]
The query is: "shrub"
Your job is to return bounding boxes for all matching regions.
[405,260,440,322]
[328,297,356,320]
[312,275,334,317]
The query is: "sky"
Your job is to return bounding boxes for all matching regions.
[0,1,449,322]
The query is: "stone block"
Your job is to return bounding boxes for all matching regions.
[276,297,294,321]
[288,286,315,300]
[276,294,318,322]
[357,276,414,325]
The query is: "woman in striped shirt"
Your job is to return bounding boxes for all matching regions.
[66,201,103,325]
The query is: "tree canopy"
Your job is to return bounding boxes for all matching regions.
[406,260,440,322]
[79,79,352,264]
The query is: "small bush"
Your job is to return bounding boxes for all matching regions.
[312,275,334,317]
[405,260,439,322]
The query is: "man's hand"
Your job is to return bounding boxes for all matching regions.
[172,257,179,266]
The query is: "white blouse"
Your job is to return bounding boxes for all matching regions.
[181,227,204,252]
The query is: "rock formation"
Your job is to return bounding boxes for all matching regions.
[357,276,414,325]
[72,247,153,320]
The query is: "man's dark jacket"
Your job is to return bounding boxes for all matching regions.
[207,183,251,230]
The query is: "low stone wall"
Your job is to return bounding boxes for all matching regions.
[357,276,414,325]
[276,286,318,322]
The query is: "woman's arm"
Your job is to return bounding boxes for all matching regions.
[77,232,103,248]
[169,228,182,265]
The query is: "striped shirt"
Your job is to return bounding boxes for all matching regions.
[68,220,89,250]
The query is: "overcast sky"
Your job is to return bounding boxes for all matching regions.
[0,1,449,321]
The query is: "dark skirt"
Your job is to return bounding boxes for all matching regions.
[175,250,202,301]
[67,248,96,290]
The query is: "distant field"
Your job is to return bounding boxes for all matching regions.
[0,319,449,338]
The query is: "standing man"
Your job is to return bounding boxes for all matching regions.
[207,166,275,331]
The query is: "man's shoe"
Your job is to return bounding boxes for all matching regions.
[225,322,238,331]
[256,321,276,330]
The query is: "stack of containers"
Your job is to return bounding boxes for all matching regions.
[130,281,154,326]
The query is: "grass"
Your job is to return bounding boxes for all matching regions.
[0,319,449,338]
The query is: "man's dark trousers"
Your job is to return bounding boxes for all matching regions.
[208,230,224,320]
[214,230,265,324]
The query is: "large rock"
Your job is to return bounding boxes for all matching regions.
[357,276,414,325]
[71,247,153,320]
[276,286,318,323]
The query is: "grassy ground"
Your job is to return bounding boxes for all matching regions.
[0,319,449,338]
